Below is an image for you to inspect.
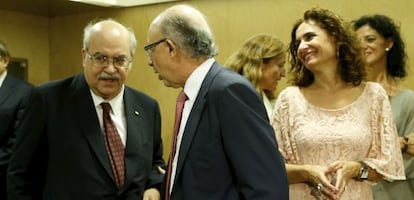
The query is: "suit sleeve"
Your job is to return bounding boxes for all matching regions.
[217,82,289,199]
[146,101,165,190]
[0,85,33,170]
[7,88,48,200]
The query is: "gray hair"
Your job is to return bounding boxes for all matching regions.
[0,40,10,58]
[158,5,218,59]
[83,18,137,57]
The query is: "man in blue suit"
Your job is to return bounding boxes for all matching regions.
[7,19,165,200]
[0,41,33,200]
[145,4,289,200]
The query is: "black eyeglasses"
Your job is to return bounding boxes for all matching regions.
[86,51,131,69]
[144,38,167,55]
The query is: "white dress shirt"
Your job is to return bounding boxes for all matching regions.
[169,58,215,193]
[90,85,127,146]
[0,70,7,88]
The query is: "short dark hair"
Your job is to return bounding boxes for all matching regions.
[289,7,365,87]
[353,14,408,79]
[0,40,10,58]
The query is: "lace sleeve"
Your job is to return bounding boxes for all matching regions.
[365,83,405,181]
[271,87,300,164]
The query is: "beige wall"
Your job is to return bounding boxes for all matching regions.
[0,10,49,85]
[3,0,414,159]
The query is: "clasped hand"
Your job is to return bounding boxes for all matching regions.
[307,161,359,200]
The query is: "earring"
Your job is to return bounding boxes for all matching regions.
[336,47,340,59]
[385,48,390,52]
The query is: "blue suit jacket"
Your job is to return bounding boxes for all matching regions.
[7,73,165,200]
[165,62,289,200]
[0,74,33,200]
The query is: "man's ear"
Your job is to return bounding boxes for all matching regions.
[165,39,176,55]
[2,56,10,66]
[81,49,87,67]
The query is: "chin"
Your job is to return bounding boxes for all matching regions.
[364,60,374,66]
[162,81,174,88]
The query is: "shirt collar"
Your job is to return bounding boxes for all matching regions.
[90,85,125,115]
[183,58,215,101]
[0,70,7,88]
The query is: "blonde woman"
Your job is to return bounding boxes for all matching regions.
[225,34,286,118]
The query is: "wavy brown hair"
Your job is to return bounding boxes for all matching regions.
[225,34,285,99]
[289,7,366,87]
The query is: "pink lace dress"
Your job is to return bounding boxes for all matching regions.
[272,82,405,200]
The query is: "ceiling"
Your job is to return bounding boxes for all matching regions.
[0,0,115,17]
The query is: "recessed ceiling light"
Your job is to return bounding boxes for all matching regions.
[69,0,180,7]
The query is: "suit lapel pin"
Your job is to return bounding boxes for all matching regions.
[134,110,139,116]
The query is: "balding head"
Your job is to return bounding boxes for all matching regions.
[83,19,137,57]
[149,4,217,59]
[81,18,136,100]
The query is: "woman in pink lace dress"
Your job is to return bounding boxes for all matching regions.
[271,8,405,200]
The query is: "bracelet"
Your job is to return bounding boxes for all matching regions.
[358,161,369,181]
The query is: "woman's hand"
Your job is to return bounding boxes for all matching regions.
[304,164,339,200]
[400,136,408,151]
[327,161,360,198]
[405,133,414,155]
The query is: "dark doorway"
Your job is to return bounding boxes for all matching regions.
[8,58,28,81]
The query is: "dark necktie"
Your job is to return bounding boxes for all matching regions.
[101,102,125,188]
[165,91,187,200]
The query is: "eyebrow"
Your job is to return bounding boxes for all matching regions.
[92,52,128,58]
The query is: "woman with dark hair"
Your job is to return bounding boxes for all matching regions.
[354,14,414,200]
[272,8,405,200]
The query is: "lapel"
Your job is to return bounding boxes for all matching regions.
[0,74,15,105]
[71,74,114,181]
[123,87,146,185]
[174,62,222,182]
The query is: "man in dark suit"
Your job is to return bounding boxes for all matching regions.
[7,19,165,200]
[145,5,289,200]
[0,41,33,200]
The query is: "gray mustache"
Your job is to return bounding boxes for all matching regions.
[98,72,121,80]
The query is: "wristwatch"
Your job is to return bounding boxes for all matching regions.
[358,161,369,180]
[402,137,409,153]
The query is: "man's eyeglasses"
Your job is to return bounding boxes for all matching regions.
[144,38,167,55]
[86,51,131,69]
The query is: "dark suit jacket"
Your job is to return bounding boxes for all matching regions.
[0,74,33,200]
[164,62,289,200]
[7,73,165,200]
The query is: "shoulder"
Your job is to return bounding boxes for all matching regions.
[208,63,256,94]
[278,86,300,99]
[397,88,414,98]
[392,88,414,104]
[38,73,80,91]
[31,74,86,102]
[274,86,301,110]
[365,81,385,92]
[5,74,33,90]
[214,65,250,85]
[125,86,156,100]
[124,86,158,106]
[364,82,388,99]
